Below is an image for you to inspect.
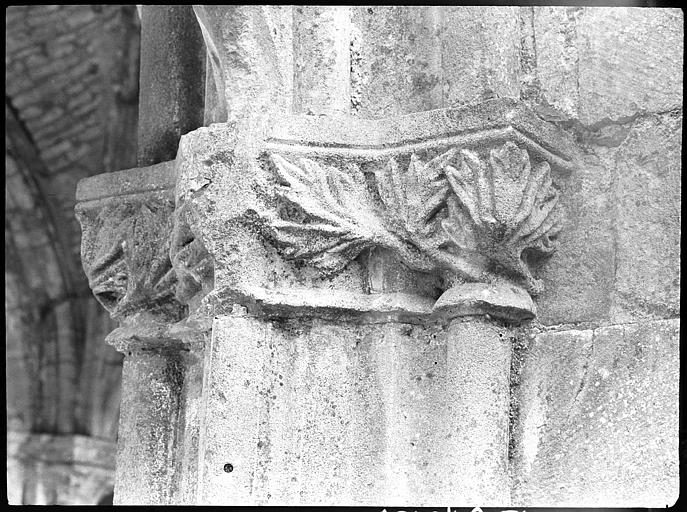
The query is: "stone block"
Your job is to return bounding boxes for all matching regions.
[577,8,683,126]
[534,151,615,325]
[611,114,681,322]
[532,7,580,119]
[512,319,679,507]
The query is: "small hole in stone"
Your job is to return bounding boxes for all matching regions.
[367,8,374,14]
[223,463,234,473]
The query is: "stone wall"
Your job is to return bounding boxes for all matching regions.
[5,5,140,504]
[188,7,682,506]
[30,5,682,507]
[507,7,681,507]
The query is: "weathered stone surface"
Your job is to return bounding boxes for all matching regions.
[198,313,511,505]
[177,99,577,316]
[293,6,351,114]
[611,113,681,322]
[75,161,210,505]
[530,7,581,119]
[36,5,681,508]
[174,96,581,505]
[577,8,683,126]
[350,6,442,118]
[113,347,199,505]
[530,7,684,125]
[137,6,205,166]
[193,5,294,125]
[511,319,679,507]
[75,162,183,321]
[170,200,215,308]
[535,151,615,325]
[442,6,521,107]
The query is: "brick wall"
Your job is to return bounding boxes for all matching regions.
[5,5,140,504]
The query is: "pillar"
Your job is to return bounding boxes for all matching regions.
[77,6,584,506]
[75,163,210,504]
[137,5,205,166]
[176,98,578,504]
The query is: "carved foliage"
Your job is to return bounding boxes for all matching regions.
[169,200,214,304]
[443,142,562,293]
[76,195,184,320]
[260,142,562,294]
[261,154,388,275]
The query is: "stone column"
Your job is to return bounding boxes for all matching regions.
[76,7,211,504]
[77,6,681,506]
[77,6,580,505]
[75,163,207,505]
[137,5,205,166]
[175,97,578,504]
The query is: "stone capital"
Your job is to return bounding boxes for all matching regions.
[177,98,579,323]
[75,162,183,325]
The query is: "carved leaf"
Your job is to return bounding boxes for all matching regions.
[376,150,454,236]
[443,142,562,293]
[170,200,214,304]
[261,154,388,275]
[374,149,457,272]
[79,199,183,319]
[259,142,563,295]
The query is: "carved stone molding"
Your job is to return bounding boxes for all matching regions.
[173,99,580,322]
[75,162,184,323]
[260,141,561,296]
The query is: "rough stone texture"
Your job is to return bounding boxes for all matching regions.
[193,5,294,125]
[442,6,521,107]
[529,7,684,126]
[75,163,183,322]
[349,6,443,118]
[74,162,206,505]
[293,6,351,114]
[577,8,683,126]
[535,151,615,325]
[511,319,679,507]
[535,112,682,325]
[113,349,185,505]
[199,313,510,505]
[529,7,581,118]
[611,113,682,323]
[173,94,569,505]
[176,98,577,311]
[60,5,682,507]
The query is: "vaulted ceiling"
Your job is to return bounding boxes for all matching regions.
[5,6,141,503]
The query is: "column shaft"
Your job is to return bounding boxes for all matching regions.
[137,5,205,166]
